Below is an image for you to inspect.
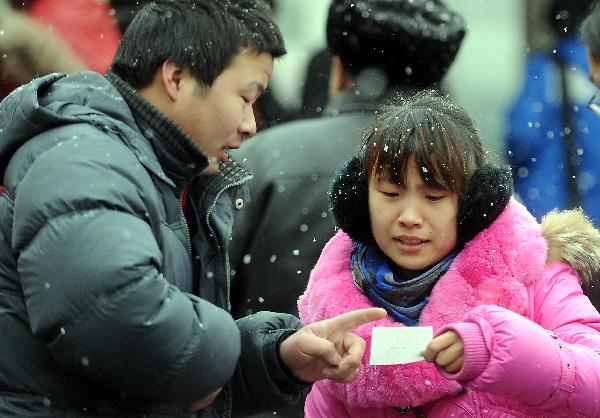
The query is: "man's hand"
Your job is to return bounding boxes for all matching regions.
[422,331,464,373]
[279,307,387,383]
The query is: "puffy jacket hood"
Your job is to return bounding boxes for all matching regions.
[1,73,117,156]
[542,208,600,291]
[0,71,178,183]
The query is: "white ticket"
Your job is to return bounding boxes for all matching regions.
[369,326,433,365]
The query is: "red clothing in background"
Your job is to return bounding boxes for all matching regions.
[29,0,121,73]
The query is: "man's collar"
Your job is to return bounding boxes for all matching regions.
[324,84,420,117]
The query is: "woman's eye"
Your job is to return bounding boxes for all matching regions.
[381,191,399,197]
[425,195,444,202]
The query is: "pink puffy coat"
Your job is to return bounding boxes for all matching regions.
[298,199,600,417]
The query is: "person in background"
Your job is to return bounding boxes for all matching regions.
[0,1,386,416]
[300,89,600,417]
[0,0,85,99]
[109,0,150,33]
[299,48,332,119]
[251,0,295,131]
[581,0,600,313]
[25,0,121,73]
[229,0,466,321]
[506,0,599,224]
[1,0,121,100]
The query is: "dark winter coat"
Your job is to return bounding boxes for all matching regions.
[506,37,600,226]
[230,88,394,320]
[0,71,306,417]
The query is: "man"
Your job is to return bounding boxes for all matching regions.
[229,0,466,319]
[0,1,385,416]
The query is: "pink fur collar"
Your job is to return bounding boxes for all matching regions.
[299,199,548,409]
[421,198,547,327]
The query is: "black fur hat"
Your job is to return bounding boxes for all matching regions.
[329,157,514,247]
[327,0,466,87]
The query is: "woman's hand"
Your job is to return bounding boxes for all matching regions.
[422,331,464,373]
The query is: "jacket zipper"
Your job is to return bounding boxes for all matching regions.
[204,176,249,310]
[205,176,249,257]
[180,182,192,258]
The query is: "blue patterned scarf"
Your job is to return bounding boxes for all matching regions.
[351,243,457,326]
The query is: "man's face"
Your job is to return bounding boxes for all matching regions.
[172,50,274,174]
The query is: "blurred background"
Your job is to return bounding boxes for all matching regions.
[0,0,588,155]
[0,0,583,155]
[1,0,598,223]
[263,0,600,225]
[268,0,588,157]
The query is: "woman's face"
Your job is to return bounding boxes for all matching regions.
[368,157,459,274]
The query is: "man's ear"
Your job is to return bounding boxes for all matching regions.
[587,48,600,87]
[328,55,353,98]
[160,59,185,102]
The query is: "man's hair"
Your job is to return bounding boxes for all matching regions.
[326,0,465,88]
[110,0,286,88]
[582,1,600,60]
[363,90,486,200]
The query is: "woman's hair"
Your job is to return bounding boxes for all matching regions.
[362,90,486,200]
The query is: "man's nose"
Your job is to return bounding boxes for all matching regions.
[239,105,257,138]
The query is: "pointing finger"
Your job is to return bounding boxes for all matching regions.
[324,308,387,333]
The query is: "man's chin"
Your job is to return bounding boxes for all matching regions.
[200,161,220,176]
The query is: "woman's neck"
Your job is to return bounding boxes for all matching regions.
[391,250,458,281]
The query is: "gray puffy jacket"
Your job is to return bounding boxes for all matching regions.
[0,72,306,417]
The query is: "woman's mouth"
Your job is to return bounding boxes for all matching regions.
[393,236,427,253]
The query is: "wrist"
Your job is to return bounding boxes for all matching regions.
[277,331,311,385]
[436,322,490,382]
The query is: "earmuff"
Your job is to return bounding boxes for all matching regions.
[328,156,373,245]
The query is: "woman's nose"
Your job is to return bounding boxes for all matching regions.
[396,203,422,227]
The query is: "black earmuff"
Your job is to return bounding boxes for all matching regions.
[456,163,514,246]
[329,156,373,245]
